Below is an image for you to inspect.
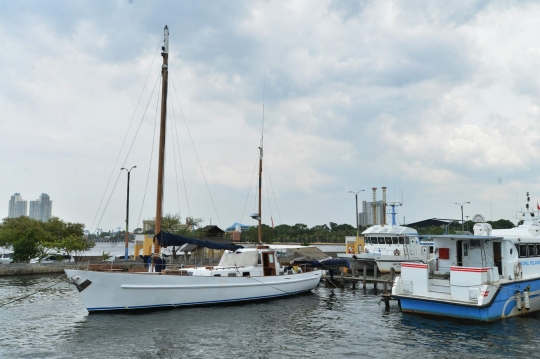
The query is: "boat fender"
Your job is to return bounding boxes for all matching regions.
[524,286,531,310]
[514,262,523,279]
[394,249,400,256]
[516,291,523,311]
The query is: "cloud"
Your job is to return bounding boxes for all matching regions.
[3,0,540,231]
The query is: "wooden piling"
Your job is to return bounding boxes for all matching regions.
[373,265,378,290]
[363,265,367,289]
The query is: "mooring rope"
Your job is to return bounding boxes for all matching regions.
[0,273,68,308]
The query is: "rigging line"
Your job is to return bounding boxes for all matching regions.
[137,77,161,227]
[90,38,162,232]
[264,161,273,223]
[169,87,183,216]
[95,73,162,232]
[264,161,282,225]
[170,84,192,219]
[240,156,259,223]
[170,78,222,228]
[0,273,67,308]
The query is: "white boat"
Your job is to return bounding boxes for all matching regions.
[392,193,540,321]
[337,225,432,274]
[65,25,322,312]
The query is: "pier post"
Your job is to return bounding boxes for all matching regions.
[363,265,367,289]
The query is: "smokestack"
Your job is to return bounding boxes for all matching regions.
[372,188,377,225]
[382,186,387,226]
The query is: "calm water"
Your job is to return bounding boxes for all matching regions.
[2,274,540,358]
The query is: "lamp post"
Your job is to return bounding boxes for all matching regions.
[121,166,137,260]
[455,202,470,233]
[349,190,365,237]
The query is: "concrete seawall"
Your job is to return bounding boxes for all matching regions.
[0,261,146,277]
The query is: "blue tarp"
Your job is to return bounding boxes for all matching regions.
[156,231,244,251]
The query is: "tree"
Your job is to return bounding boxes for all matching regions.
[489,219,515,229]
[0,216,51,249]
[12,229,43,263]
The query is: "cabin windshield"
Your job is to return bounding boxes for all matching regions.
[218,251,258,267]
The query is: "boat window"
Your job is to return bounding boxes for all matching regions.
[537,244,540,257]
[269,254,274,264]
[519,245,528,258]
[398,237,404,244]
[392,238,398,245]
[258,254,262,265]
[385,238,392,245]
[365,237,371,244]
[405,237,410,244]
[528,244,535,258]
[378,237,385,244]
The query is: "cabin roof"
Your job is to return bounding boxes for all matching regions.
[426,234,504,240]
[407,218,450,228]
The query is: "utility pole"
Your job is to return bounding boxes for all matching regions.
[121,166,136,260]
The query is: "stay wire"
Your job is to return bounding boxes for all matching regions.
[170,85,192,219]
[90,38,162,232]
[170,78,222,228]
[264,161,273,224]
[137,76,161,227]
[95,73,162,232]
[264,161,282,225]
[169,88,183,217]
[240,156,259,223]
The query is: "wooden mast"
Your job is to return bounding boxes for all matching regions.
[257,136,263,244]
[257,98,264,245]
[154,25,169,254]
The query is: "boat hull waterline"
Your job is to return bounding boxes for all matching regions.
[396,278,540,322]
[65,269,323,312]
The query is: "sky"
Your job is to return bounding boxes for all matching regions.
[2,0,540,233]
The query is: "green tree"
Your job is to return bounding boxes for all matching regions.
[488,219,515,229]
[12,229,43,263]
[0,216,51,248]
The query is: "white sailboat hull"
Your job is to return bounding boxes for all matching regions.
[65,269,322,312]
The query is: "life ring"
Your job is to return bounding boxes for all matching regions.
[348,247,353,254]
[514,262,523,279]
[394,249,400,256]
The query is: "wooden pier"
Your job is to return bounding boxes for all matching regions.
[322,265,400,309]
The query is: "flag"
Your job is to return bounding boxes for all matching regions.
[537,201,540,211]
[271,216,274,229]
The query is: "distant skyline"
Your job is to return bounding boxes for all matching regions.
[2,1,540,232]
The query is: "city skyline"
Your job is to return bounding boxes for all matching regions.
[7,192,52,222]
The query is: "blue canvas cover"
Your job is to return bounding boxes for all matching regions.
[156,231,244,251]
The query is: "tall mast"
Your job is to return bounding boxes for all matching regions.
[154,25,169,254]
[257,84,265,244]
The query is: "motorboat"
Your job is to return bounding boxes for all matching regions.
[392,193,540,321]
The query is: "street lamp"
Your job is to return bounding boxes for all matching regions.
[349,190,365,237]
[121,166,137,260]
[455,202,470,233]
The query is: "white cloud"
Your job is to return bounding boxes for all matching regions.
[3,0,540,231]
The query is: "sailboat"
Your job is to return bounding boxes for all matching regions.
[65,26,323,312]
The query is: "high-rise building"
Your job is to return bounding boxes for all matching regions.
[29,193,53,222]
[8,193,28,218]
